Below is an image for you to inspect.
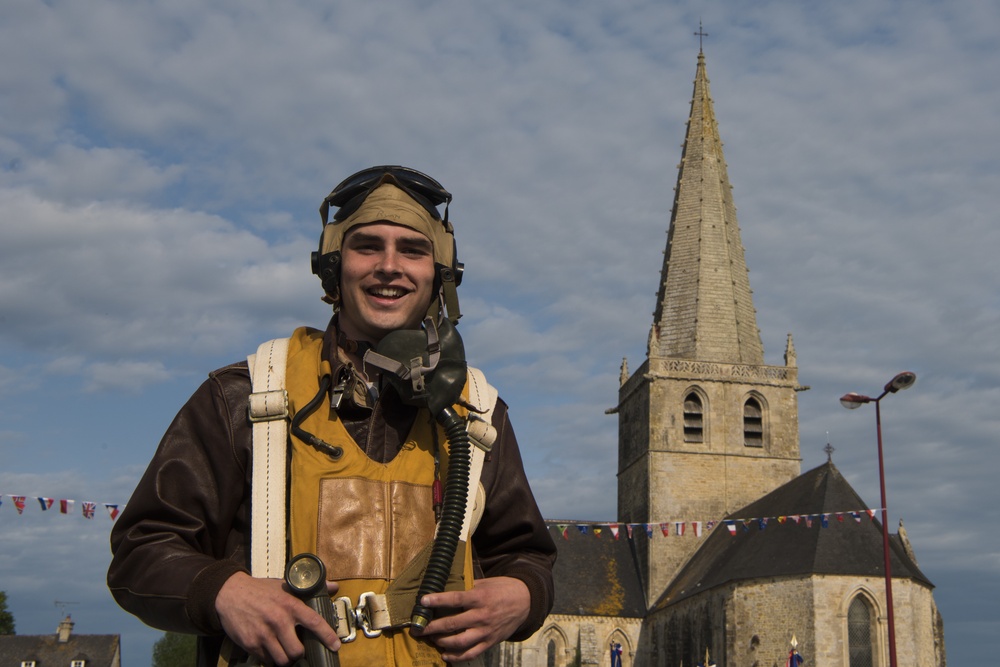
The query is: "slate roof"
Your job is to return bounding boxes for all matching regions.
[0,631,120,667]
[546,523,646,618]
[652,461,933,610]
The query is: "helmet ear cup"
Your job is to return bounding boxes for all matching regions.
[311,250,342,303]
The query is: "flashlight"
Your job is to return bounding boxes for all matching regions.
[285,553,340,667]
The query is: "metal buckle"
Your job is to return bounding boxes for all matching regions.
[355,592,383,638]
[334,596,357,643]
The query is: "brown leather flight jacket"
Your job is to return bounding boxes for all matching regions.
[107,330,556,665]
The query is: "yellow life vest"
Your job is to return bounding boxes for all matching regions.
[283,327,483,667]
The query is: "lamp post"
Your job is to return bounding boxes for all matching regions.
[840,371,916,667]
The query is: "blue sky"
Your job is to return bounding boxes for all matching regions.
[2,1,998,664]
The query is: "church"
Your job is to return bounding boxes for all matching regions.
[497,49,947,667]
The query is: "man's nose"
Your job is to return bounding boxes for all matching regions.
[375,250,402,274]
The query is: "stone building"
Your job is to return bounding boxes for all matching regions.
[500,49,946,667]
[0,616,121,667]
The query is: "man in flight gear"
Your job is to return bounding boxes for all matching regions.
[107,166,557,666]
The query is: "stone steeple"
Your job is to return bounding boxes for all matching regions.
[616,51,802,603]
[651,50,763,365]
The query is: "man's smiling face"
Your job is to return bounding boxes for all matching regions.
[337,222,437,344]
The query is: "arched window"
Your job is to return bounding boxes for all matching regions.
[743,397,763,447]
[547,639,557,667]
[848,595,876,667]
[684,392,704,443]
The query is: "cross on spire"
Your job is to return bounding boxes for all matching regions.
[694,20,709,52]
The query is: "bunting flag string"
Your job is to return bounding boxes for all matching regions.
[550,508,882,540]
[0,494,124,521]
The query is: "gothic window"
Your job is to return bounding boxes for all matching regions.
[848,595,876,667]
[743,397,764,447]
[547,639,557,667]
[684,391,704,443]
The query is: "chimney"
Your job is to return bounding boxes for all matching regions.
[57,615,74,643]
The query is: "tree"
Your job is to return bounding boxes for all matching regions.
[151,631,197,667]
[0,591,15,635]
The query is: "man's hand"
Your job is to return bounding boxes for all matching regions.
[215,571,341,665]
[415,576,530,662]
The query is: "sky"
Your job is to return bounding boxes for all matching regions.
[1,0,997,664]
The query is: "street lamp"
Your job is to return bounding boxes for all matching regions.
[840,371,916,667]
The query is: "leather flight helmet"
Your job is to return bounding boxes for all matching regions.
[312,166,463,323]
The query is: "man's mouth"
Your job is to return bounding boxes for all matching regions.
[366,285,410,299]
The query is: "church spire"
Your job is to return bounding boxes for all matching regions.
[651,51,764,365]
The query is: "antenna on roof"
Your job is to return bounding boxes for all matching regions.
[54,600,79,618]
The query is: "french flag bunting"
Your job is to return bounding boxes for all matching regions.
[38,497,54,511]
[105,504,120,520]
[726,521,737,535]
[675,521,686,537]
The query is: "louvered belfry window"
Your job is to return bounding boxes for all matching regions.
[848,596,876,667]
[743,397,763,447]
[683,392,704,443]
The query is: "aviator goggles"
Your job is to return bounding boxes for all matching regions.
[320,165,452,225]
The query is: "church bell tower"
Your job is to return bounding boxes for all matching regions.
[615,50,804,604]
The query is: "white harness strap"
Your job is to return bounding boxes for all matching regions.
[247,338,291,579]
[460,367,498,541]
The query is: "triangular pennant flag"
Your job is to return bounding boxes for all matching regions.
[742,519,753,532]
[82,501,96,519]
[726,521,737,535]
[757,517,768,531]
[610,523,620,540]
[660,522,670,537]
[790,514,802,525]
[821,514,830,528]
[867,509,877,520]
[558,524,569,540]
[675,521,686,537]
[706,520,716,532]
[38,497,55,511]
[593,527,603,538]
[577,525,588,535]
[805,515,814,528]
[777,516,787,524]
[692,521,703,537]
[105,504,120,520]
[13,496,26,514]
[836,513,845,523]
[851,511,862,523]
[61,499,74,514]
[645,524,653,539]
